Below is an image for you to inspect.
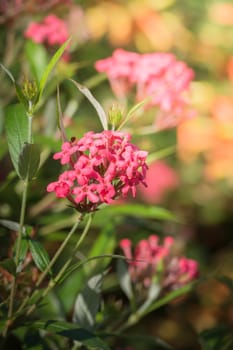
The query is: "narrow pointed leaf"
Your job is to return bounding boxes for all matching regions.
[33,320,110,350]
[5,104,29,176]
[0,63,15,83]
[18,143,40,180]
[28,239,51,274]
[70,79,108,130]
[118,99,147,131]
[38,38,71,102]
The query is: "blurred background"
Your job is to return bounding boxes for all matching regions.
[0,1,233,349]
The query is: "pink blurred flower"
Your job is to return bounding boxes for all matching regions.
[120,235,198,289]
[95,49,194,129]
[24,14,69,46]
[47,130,148,213]
[138,160,179,204]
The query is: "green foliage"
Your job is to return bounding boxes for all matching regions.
[18,143,40,181]
[33,320,110,350]
[5,104,29,176]
[28,240,51,274]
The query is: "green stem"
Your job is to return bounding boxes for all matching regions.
[26,213,93,317]
[36,213,83,287]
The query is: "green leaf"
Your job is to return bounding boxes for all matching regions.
[70,79,108,130]
[73,273,105,331]
[25,41,49,85]
[28,239,51,273]
[199,326,233,350]
[137,283,161,316]
[33,320,110,350]
[18,143,40,180]
[88,224,116,272]
[0,258,16,276]
[101,204,178,221]
[38,38,71,103]
[5,104,29,176]
[116,259,133,300]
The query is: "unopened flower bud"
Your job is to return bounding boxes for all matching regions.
[22,77,38,102]
[108,104,123,128]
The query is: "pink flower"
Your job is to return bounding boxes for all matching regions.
[120,235,199,289]
[138,160,179,204]
[24,14,69,47]
[47,130,148,212]
[95,49,194,129]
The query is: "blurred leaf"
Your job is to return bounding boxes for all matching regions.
[116,259,133,300]
[25,41,48,85]
[199,326,233,350]
[118,99,147,131]
[28,239,51,274]
[100,204,178,221]
[57,85,68,142]
[70,79,108,130]
[38,38,71,104]
[18,236,29,271]
[5,104,29,176]
[141,281,197,316]
[115,333,173,350]
[0,258,16,276]
[0,219,21,232]
[33,320,110,350]
[18,143,40,181]
[73,273,105,331]
[0,63,15,83]
[137,283,161,316]
[88,224,116,272]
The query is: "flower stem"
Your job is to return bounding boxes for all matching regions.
[26,213,93,317]
[36,213,83,287]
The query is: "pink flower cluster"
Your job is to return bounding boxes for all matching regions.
[47,130,148,212]
[95,49,194,129]
[138,160,179,204]
[24,15,69,46]
[120,235,198,289]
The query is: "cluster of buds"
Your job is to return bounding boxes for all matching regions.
[47,130,148,213]
[95,49,194,130]
[24,14,69,46]
[120,235,198,289]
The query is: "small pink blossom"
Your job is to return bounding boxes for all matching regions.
[120,235,199,289]
[95,49,194,129]
[47,130,148,212]
[24,14,69,47]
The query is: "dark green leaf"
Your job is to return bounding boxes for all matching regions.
[33,320,110,350]
[5,104,29,176]
[18,143,40,180]
[0,258,16,276]
[73,273,104,331]
[38,38,71,102]
[199,326,233,350]
[28,239,51,273]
